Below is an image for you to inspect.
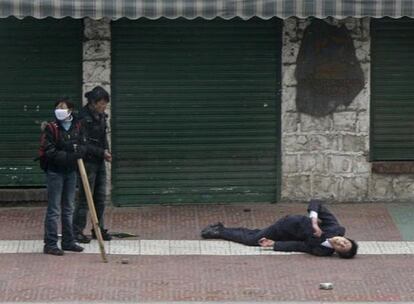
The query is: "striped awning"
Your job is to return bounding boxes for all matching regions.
[1,0,414,20]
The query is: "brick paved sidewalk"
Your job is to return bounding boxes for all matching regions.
[1,253,414,302]
[1,202,414,302]
[0,203,408,241]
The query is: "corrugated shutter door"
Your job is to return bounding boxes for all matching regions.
[112,18,282,205]
[0,17,82,186]
[371,18,414,161]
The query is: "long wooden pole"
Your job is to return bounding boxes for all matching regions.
[77,158,108,263]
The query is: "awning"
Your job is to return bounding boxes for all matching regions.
[1,0,414,20]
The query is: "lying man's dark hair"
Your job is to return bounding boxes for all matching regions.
[337,238,358,259]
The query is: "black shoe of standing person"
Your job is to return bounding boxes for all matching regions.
[43,246,64,256]
[92,228,112,241]
[62,244,84,252]
[201,222,224,239]
[75,232,91,244]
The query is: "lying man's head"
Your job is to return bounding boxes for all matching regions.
[329,236,358,259]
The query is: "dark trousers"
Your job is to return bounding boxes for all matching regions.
[219,224,280,246]
[218,215,311,246]
[73,160,106,234]
[44,170,77,248]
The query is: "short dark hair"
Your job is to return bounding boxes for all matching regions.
[85,86,110,104]
[54,97,74,109]
[337,238,358,259]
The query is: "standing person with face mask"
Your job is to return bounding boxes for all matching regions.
[73,86,112,243]
[42,98,87,256]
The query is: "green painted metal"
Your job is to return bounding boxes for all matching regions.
[371,18,414,161]
[112,17,282,205]
[0,17,82,186]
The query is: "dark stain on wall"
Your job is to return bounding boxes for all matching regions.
[295,19,364,117]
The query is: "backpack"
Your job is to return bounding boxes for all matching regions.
[37,121,81,172]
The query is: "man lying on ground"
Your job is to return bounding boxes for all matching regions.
[201,199,358,258]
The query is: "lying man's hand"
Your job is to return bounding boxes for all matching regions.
[311,218,323,237]
[258,237,275,248]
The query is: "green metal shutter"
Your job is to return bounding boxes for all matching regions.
[371,18,414,161]
[112,17,282,205]
[0,17,82,186]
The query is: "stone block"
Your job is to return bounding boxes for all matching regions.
[348,87,369,111]
[344,17,358,31]
[356,46,370,62]
[306,134,339,151]
[300,113,332,132]
[360,62,370,80]
[282,113,298,132]
[340,176,368,201]
[360,17,371,41]
[353,155,371,174]
[393,175,414,200]
[284,17,297,32]
[299,153,326,173]
[281,86,297,112]
[283,135,308,152]
[282,64,297,87]
[333,112,357,132]
[369,175,395,201]
[355,112,368,134]
[282,44,299,64]
[84,18,111,40]
[282,154,298,174]
[83,60,111,84]
[282,175,311,200]
[297,18,311,30]
[328,155,353,173]
[312,175,341,201]
[353,39,370,54]
[341,134,368,153]
[84,40,111,61]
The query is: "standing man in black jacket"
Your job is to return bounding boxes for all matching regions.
[201,200,358,258]
[73,86,112,243]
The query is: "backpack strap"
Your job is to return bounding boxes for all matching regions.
[47,121,59,141]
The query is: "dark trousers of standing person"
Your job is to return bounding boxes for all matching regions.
[73,160,106,234]
[44,170,77,248]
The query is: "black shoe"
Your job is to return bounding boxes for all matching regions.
[201,223,224,239]
[209,222,224,229]
[62,244,84,252]
[75,232,91,244]
[43,246,64,256]
[92,228,112,241]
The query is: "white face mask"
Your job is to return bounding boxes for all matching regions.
[55,109,71,121]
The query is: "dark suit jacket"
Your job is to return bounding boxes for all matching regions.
[272,200,346,256]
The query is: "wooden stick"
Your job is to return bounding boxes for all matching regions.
[77,158,108,263]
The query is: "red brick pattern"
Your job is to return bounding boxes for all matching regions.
[0,254,413,302]
[0,203,402,241]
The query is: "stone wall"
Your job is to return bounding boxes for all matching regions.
[83,18,112,197]
[281,17,414,203]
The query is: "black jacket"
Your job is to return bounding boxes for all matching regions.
[272,200,346,256]
[78,105,109,163]
[43,119,86,173]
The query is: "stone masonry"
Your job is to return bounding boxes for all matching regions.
[83,18,112,197]
[281,17,414,203]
